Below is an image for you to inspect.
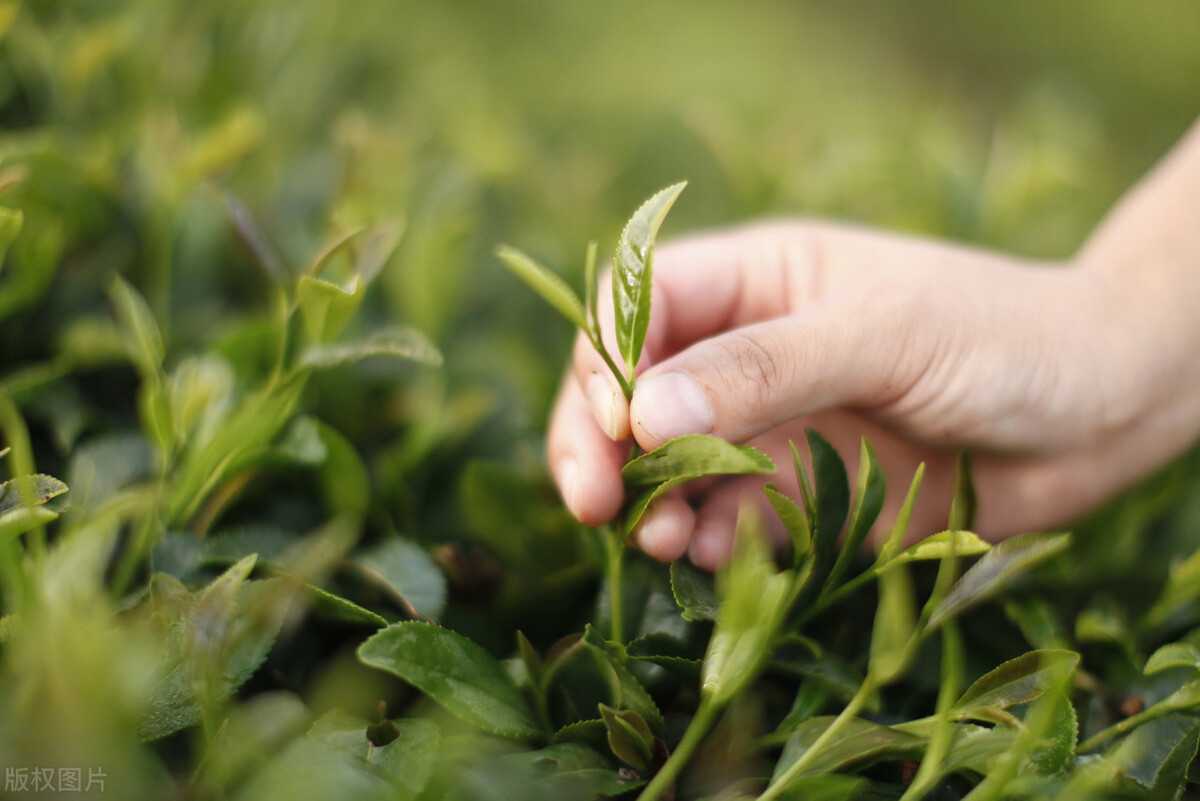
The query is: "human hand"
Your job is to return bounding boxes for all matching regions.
[547,215,1200,570]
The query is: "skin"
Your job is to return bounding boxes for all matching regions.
[548,118,1200,571]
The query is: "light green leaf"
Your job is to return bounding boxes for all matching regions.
[771,774,867,801]
[297,273,365,344]
[357,621,540,739]
[670,560,718,622]
[306,584,388,627]
[355,537,447,621]
[1024,689,1078,777]
[0,206,22,270]
[927,532,1072,631]
[612,182,686,380]
[868,556,916,684]
[1145,642,1200,675]
[496,244,587,331]
[299,326,443,370]
[584,240,600,336]
[764,483,811,563]
[621,433,774,488]
[954,650,1080,712]
[877,463,925,564]
[107,275,165,377]
[883,530,992,568]
[773,717,924,780]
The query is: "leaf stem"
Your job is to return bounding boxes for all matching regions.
[1077,705,1159,753]
[592,333,634,401]
[637,695,720,801]
[604,523,626,645]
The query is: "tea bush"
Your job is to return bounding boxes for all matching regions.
[3,2,1200,799]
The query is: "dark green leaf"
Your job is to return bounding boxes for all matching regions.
[611,182,686,379]
[621,434,774,488]
[582,625,664,733]
[0,474,68,517]
[357,621,540,739]
[305,584,388,627]
[599,704,653,770]
[314,420,371,516]
[825,439,885,590]
[355,537,448,621]
[1107,715,1200,797]
[495,244,587,331]
[299,326,443,370]
[671,557,718,623]
[955,650,1080,712]
[928,532,1072,630]
[806,429,851,564]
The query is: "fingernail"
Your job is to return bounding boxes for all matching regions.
[634,372,714,442]
[558,457,580,515]
[586,372,622,440]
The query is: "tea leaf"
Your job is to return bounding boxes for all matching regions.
[877,463,925,564]
[805,429,851,566]
[584,240,600,337]
[495,244,587,331]
[582,625,664,733]
[0,474,68,517]
[824,439,885,590]
[599,704,654,770]
[947,450,977,531]
[0,206,22,269]
[222,189,286,281]
[355,537,447,621]
[773,717,924,779]
[954,650,1080,712]
[769,775,868,801]
[1145,642,1200,675]
[868,556,916,684]
[621,433,774,488]
[927,532,1071,631]
[108,275,165,377]
[670,560,719,622]
[297,274,365,344]
[305,584,388,628]
[883,530,992,568]
[299,326,443,370]
[357,621,540,739]
[1024,689,1078,777]
[764,483,811,563]
[1106,715,1200,796]
[612,182,686,379]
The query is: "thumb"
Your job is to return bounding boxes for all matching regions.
[628,287,939,449]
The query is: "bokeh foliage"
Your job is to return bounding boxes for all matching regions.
[3,1,1200,799]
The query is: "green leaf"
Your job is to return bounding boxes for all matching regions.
[357,621,540,739]
[1107,715,1200,797]
[670,560,718,622]
[108,275,165,377]
[824,439,885,590]
[0,206,22,270]
[774,717,924,780]
[297,273,365,344]
[927,532,1072,631]
[1146,642,1200,675]
[0,473,68,517]
[611,182,686,379]
[222,189,286,280]
[623,474,691,532]
[805,429,851,565]
[495,244,587,331]
[599,704,654,771]
[622,434,774,488]
[299,326,443,370]
[305,584,388,628]
[883,530,992,568]
[584,240,600,337]
[355,537,448,621]
[954,650,1080,712]
[771,775,867,801]
[877,463,925,564]
[582,625,664,733]
[764,483,811,564]
[868,556,916,684]
[1024,689,1078,777]
[314,421,371,515]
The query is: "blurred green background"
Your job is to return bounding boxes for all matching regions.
[3,1,1200,794]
